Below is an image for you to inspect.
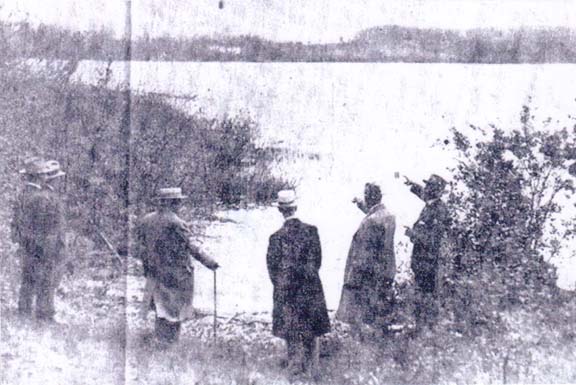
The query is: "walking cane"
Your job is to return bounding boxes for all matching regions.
[213,269,217,341]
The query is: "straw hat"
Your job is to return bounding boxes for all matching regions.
[153,187,188,200]
[19,158,65,179]
[275,189,297,208]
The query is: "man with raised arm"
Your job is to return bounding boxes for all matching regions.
[404,174,451,328]
[336,182,396,338]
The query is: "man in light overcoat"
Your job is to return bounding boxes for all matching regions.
[266,190,330,379]
[336,182,396,337]
[135,187,219,345]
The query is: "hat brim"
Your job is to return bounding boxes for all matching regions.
[44,170,66,179]
[153,195,188,200]
[274,202,297,208]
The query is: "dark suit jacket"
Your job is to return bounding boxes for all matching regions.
[409,184,450,276]
[12,183,66,263]
[266,218,330,339]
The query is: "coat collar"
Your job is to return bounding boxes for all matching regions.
[366,202,386,216]
[284,215,299,222]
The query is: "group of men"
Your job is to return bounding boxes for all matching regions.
[266,174,450,378]
[10,156,450,380]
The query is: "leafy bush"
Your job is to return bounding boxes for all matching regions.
[440,103,576,329]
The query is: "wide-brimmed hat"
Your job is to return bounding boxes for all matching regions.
[153,187,188,200]
[423,174,447,190]
[19,158,65,179]
[275,189,297,208]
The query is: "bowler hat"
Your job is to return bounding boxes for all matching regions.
[275,189,297,208]
[153,187,188,200]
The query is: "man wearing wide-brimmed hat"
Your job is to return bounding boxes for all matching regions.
[404,174,451,328]
[336,182,396,338]
[135,187,220,345]
[11,158,67,321]
[266,190,330,379]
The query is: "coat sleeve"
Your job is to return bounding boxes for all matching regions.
[410,183,426,201]
[10,197,23,244]
[383,215,396,259]
[133,219,151,276]
[266,234,280,286]
[307,226,322,273]
[176,221,219,270]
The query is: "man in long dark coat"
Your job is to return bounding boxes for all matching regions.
[404,174,450,327]
[11,158,67,321]
[266,190,330,378]
[336,183,396,338]
[135,187,219,345]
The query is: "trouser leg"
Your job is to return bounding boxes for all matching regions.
[285,336,301,376]
[17,255,35,316]
[36,261,56,321]
[302,336,317,376]
[155,317,181,344]
[414,270,438,328]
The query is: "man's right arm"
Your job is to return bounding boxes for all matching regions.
[266,235,279,286]
[10,197,22,244]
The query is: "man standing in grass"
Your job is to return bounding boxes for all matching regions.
[336,182,396,338]
[266,190,330,380]
[135,187,219,345]
[12,158,67,322]
[404,174,450,329]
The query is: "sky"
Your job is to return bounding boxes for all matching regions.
[1,0,576,43]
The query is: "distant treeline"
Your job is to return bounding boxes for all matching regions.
[2,21,576,63]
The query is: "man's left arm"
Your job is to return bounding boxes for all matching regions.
[306,226,322,274]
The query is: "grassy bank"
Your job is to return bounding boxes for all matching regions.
[3,259,576,385]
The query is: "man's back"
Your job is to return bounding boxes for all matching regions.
[267,218,321,292]
[15,184,65,259]
[136,210,192,282]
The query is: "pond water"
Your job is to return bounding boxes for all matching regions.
[71,61,576,315]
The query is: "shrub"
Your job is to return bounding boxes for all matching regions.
[440,102,576,329]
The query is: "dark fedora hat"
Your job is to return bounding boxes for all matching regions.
[423,174,447,190]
